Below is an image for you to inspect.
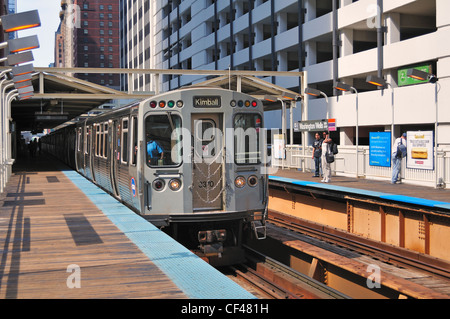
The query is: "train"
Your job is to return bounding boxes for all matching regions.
[41,87,269,266]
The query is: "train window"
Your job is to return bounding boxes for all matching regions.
[121,118,129,164]
[99,124,103,157]
[234,113,262,164]
[145,114,182,167]
[130,116,138,166]
[84,126,89,154]
[195,119,217,157]
[95,124,99,156]
[103,123,108,158]
[77,128,82,152]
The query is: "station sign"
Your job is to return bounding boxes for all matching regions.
[295,119,336,132]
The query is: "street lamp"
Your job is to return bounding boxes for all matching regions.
[5,51,34,66]
[305,87,329,119]
[0,10,41,33]
[334,82,359,177]
[0,9,41,193]
[407,68,438,84]
[12,63,34,77]
[6,35,40,53]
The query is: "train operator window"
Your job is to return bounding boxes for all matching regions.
[234,113,262,164]
[145,114,182,167]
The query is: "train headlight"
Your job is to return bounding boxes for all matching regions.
[150,101,157,108]
[230,100,236,107]
[169,178,182,191]
[152,179,165,191]
[248,175,258,187]
[167,100,175,108]
[176,100,184,108]
[235,176,246,188]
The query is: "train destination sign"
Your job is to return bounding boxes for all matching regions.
[193,96,221,108]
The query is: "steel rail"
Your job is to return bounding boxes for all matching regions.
[268,209,450,280]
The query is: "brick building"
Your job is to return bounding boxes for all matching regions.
[58,0,120,89]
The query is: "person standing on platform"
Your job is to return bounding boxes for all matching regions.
[321,132,333,183]
[312,132,323,177]
[391,133,407,184]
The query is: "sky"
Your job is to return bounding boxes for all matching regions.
[16,1,61,67]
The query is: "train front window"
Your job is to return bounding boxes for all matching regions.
[234,113,262,164]
[145,114,182,167]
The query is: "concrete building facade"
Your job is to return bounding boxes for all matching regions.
[121,0,450,186]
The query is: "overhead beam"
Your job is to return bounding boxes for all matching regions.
[30,67,304,78]
[31,93,153,100]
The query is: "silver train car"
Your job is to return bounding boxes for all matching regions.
[42,87,268,265]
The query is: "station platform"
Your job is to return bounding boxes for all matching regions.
[269,169,450,212]
[0,155,255,299]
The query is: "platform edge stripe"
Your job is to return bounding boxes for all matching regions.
[62,170,256,299]
[269,175,450,208]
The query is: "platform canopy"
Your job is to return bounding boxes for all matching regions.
[186,74,303,111]
[11,71,151,132]
[10,69,304,132]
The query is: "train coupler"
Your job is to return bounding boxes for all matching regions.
[198,229,226,257]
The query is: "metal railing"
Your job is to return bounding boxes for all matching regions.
[272,144,450,189]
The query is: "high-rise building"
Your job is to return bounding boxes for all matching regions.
[124,1,448,148]
[58,0,120,89]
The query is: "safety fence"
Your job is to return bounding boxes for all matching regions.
[272,145,450,189]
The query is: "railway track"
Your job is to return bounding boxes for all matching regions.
[248,209,450,299]
[268,209,450,280]
[224,245,349,299]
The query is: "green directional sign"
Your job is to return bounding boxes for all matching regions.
[398,64,432,87]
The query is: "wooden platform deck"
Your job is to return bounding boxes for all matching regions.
[0,157,187,299]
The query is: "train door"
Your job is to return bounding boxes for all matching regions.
[75,126,84,175]
[110,119,120,197]
[191,114,224,212]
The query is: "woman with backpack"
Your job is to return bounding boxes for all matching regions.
[321,133,334,183]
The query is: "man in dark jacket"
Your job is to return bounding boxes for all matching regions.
[312,132,323,177]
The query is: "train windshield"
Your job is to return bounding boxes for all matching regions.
[145,114,182,167]
[234,113,262,164]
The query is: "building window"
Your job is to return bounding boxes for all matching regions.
[83,4,88,10]
[100,13,104,19]
[84,29,88,34]
[99,5,104,10]
[108,5,112,11]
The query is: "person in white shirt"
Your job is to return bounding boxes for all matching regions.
[321,133,333,183]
